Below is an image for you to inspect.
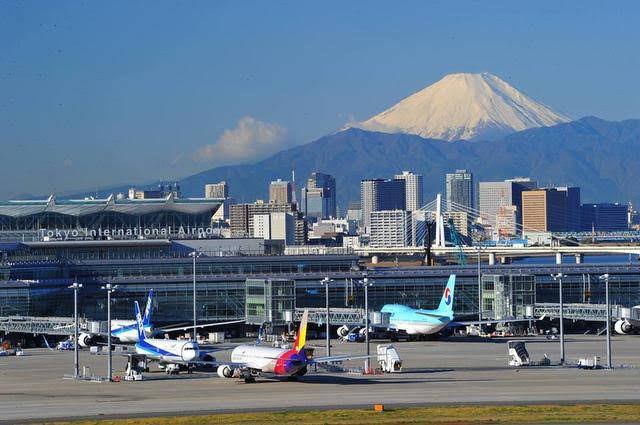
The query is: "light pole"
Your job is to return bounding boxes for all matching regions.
[68,282,82,379]
[476,246,483,323]
[599,273,612,369]
[551,273,566,365]
[321,277,333,356]
[358,273,373,372]
[101,283,118,381]
[189,250,202,341]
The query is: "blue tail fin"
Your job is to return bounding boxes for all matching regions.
[134,301,145,342]
[142,289,154,327]
[436,274,456,318]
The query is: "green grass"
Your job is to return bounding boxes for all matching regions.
[42,403,640,425]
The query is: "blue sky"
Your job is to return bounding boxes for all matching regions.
[1,1,638,198]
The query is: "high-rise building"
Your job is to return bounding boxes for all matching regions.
[230,200,306,245]
[556,186,581,232]
[346,202,362,223]
[360,179,406,229]
[300,172,336,220]
[369,210,411,248]
[581,203,628,231]
[478,177,537,232]
[204,181,229,199]
[252,212,296,245]
[521,189,568,233]
[445,170,474,211]
[269,179,292,204]
[394,171,424,211]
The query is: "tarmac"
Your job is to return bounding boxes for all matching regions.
[1,334,640,423]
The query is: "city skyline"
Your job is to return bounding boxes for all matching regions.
[1,1,640,199]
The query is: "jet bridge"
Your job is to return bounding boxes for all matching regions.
[0,316,90,335]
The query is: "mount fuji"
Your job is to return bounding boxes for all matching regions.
[351,72,570,141]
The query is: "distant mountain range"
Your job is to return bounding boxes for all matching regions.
[169,116,639,210]
[52,72,639,212]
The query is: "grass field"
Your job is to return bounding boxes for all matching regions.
[42,403,640,425]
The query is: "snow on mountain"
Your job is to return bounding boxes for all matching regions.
[351,72,571,141]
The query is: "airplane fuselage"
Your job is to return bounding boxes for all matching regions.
[231,345,308,376]
[135,338,199,363]
[381,304,451,335]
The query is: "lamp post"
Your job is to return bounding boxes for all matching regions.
[68,282,82,379]
[599,273,612,369]
[476,246,483,323]
[358,273,373,372]
[321,277,333,356]
[189,250,202,341]
[551,273,566,365]
[101,283,118,381]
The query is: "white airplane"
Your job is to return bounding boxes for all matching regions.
[216,310,377,383]
[78,289,243,347]
[132,300,217,373]
[380,275,532,338]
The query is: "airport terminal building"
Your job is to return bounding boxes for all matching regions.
[1,195,640,328]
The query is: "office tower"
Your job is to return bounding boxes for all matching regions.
[369,210,411,248]
[204,181,229,199]
[300,172,336,220]
[360,179,406,229]
[556,186,581,232]
[445,169,474,211]
[581,203,628,231]
[478,177,537,232]
[521,188,568,232]
[269,179,292,204]
[347,202,362,223]
[252,212,295,245]
[394,171,424,211]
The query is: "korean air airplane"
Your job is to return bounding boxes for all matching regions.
[381,274,457,336]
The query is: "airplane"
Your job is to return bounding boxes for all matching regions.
[216,310,377,383]
[380,274,530,338]
[132,300,217,374]
[78,289,243,347]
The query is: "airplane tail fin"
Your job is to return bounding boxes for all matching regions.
[142,289,154,327]
[436,274,456,318]
[293,309,308,352]
[134,301,145,342]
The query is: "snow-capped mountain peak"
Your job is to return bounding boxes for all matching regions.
[351,72,570,141]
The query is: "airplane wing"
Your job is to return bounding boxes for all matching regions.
[415,311,450,319]
[159,319,245,333]
[310,353,376,364]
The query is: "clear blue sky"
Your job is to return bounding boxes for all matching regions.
[1,1,638,198]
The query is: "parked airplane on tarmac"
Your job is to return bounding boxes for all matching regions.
[381,274,529,338]
[216,310,377,383]
[78,289,243,347]
[132,300,218,374]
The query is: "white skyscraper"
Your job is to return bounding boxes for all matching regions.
[395,171,424,212]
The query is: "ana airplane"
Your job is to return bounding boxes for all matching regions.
[132,300,216,373]
[216,310,375,383]
[78,289,243,347]
[381,274,528,338]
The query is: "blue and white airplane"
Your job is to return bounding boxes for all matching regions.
[381,274,530,338]
[78,289,243,348]
[132,300,207,370]
[78,290,154,347]
[381,274,457,336]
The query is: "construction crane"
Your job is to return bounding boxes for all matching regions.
[447,218,467,265]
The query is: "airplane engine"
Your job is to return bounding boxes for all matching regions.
[217,364,235,378]
[337,325,350,338]
[615,319,633,335]
[77,333,94,348]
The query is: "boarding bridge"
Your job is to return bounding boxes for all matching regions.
[292,308,390,326]
[0,316,90,335]
[533,303,630,322]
